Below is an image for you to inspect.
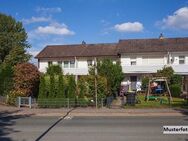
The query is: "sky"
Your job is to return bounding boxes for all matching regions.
[1,0,188,62]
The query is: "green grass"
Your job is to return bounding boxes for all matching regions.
[125,95,188,109]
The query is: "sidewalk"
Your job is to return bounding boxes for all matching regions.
[0,104,187,117]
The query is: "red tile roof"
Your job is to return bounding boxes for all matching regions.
[35,37,188,59]
[118,37,188,53]
[35,43,118,58]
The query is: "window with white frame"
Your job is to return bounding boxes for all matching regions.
[70,60,75,68]
[130,58,136,65]
[48,61,52,67]
[179,56,185,64]
[87,60,93,66]
[64,61,69,68]
[63,60,75,68]
[58,61,62,67]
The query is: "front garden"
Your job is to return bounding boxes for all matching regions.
[125,94,188,109]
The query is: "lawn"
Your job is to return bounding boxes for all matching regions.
[124,94,188,109]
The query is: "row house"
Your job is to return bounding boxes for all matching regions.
[35,37,188,92]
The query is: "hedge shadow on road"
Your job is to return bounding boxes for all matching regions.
[0,109,33,141]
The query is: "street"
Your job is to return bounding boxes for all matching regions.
[0,115,188,141]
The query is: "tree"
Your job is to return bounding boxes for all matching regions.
[0,13,31,98]
[0,13,31,66]
[0,65,13,96]
[156,66,174,81]
[67,75,76,98]
[38,75,46,99]
[96,59,124,96]
[170,74,182,86]
[57,74,65,98]
[46,65,62,75]
[12,63,40,97]
[78,77,86,98]
[48,74,55,98]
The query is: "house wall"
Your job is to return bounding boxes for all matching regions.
[38,56,118,75]
[120,51,188,91]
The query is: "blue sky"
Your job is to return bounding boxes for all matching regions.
[1,0,188,61]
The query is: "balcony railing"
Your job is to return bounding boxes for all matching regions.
[122,64,188,75]
[63,68,89,75]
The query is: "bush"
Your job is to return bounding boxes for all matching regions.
[46,65,62,75]
[13,63,40,97]
[48,74,55,98]
[67,75,76,98]
[141,76,149,90]
[170,74,182,85]
[38,76,46,99]
[157,66,174,82]
[169,84,181,97]
[57,74,65,98]
[0,65,13,96]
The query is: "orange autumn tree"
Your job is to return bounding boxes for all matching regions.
[12,63,40,97]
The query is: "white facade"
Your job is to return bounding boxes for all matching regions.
[38,57,118,75]
[38,51,188,76]
[119,51,188,91]
[120,52,188,75]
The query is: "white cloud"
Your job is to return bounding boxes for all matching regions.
[28,50,40,57]
[35,22,75,35]
[114,22,144,32]
[22,16,51,24]
[159,7,188,30]
[36,7,62,14]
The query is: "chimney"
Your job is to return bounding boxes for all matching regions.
[82,40,86,45]
[159,33,164,39]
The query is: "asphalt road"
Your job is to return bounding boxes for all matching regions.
[0,115,188,141]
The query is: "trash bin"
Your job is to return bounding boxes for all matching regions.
[125,92,136,106]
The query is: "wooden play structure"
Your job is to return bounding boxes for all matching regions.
[146,77,173,102]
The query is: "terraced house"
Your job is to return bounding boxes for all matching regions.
[35,37,188,93]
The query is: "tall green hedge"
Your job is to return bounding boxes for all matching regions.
[169,84,181,97]
[57,74,65,98]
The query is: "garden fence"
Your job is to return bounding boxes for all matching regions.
[37,98,105,108]
[0,96,6,104]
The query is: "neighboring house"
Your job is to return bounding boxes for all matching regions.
[35,37,188,92]
[118,37,188,91]
[35,42,118,75]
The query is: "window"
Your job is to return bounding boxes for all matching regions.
[131,61,136,65]
[70,60,75,68]
[87,60,93,66]
[48,61,52,67]
[179,56,185,64]
[130,57,136,65]
[58,61,62,67]
[64,61,69,68]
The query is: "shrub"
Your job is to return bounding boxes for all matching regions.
[57,74,65,98]
[67,75,76,99]
[0,65,13,96]
[141,76,149,90]
[96,59,124,96]
[46,65,62,75]
[7,90,26,105]
[13,63,40,97]
[170,74,182,85]
[48,74,55,98]
[156,66,174,82]
[169,84,181,97]
[78,77,87,98]
[38,75,46,99]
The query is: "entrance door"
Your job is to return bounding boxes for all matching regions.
[130,76,137,91]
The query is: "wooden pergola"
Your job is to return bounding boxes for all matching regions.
[146,77,173,102]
